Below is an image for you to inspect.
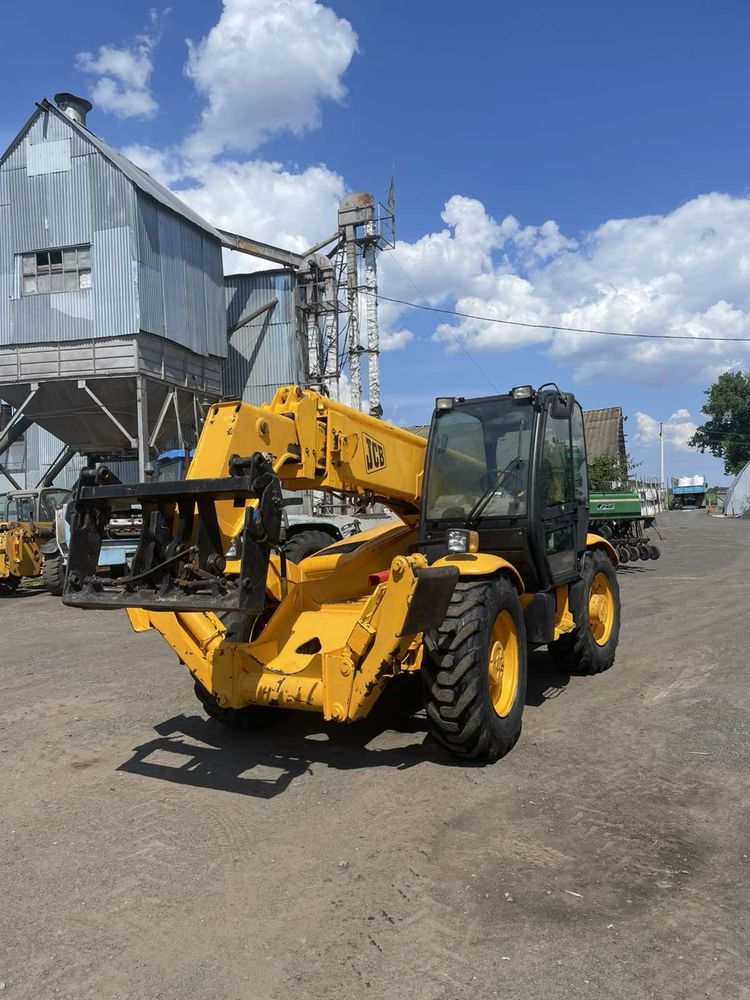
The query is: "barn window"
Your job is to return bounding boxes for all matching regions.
[19,245,92,295]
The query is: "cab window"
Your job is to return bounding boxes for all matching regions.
[7,495,35,522]
[541,416,574,507]
[571,404,588,502]
[39,489,70,520]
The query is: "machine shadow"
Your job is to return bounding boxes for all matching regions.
[118,654,579,798]
[525,649,573,706]
[117,694,442,798]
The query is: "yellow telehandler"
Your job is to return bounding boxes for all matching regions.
[63,383,620,761]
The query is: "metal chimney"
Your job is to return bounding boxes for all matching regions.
[54,92,93,126]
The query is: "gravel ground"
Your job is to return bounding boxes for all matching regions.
[1,511,748,1000]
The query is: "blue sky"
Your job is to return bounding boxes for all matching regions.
[3,0,750,483]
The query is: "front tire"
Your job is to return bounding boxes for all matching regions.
[548,549,620,675]
[422,578,528,762]
[42,555,65,596]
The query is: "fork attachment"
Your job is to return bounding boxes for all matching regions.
[62,454,283,612]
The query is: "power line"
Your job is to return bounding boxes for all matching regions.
[691,427,750,442]
[378,294,750,344]
[386,254,499,392]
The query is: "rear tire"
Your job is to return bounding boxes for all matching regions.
[548,549,620,675]
[41,555,65,596]
[284,528,336,563]
[218,528,336,644]
[193,679,284,729]
[0,575,21,596]
[422,578,527,761]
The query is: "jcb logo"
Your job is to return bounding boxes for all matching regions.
[364,434,386,473]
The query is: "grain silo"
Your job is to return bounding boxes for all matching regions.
[0,94,226,483]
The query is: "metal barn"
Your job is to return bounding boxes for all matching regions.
[0,93,227,484]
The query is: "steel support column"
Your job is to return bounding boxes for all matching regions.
[135,376,150,480]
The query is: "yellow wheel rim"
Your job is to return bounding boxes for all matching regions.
[589,572,615,646]
[487,610,520,718]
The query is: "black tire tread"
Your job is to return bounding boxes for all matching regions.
[218,528,335,643]
[547,550,620,676]
[422,578,527,761]
[42,555,65,596]
[284,529,336,563]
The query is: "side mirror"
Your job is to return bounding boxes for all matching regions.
[549,392,574,420]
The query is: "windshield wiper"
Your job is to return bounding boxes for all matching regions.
[465,459,522,525]
[465,469,505,525]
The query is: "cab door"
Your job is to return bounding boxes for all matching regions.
[538,401,586,585]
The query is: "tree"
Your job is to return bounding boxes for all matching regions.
[689,371,750,475]
[587,453,630,492]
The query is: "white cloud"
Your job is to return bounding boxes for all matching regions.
[121,143,183,186]
[383,192,750,383]
[86,7,750,383]
[76,11,164,119]
[381,328,415,351]
[123,143,346,274]
[175,158,345,256]
[183,0,358,158]
[635,410,698,451]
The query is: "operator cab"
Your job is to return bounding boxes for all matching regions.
[1,487,71,529]
[420,385,588,591]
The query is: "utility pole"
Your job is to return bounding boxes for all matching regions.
[660,421,665,510]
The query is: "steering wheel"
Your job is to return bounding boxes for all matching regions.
[481,458,521,494]
[479,469,506,494]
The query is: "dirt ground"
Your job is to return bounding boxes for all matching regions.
[1,511,748,1000]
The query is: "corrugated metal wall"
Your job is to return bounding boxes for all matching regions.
[0,423,85,491]
[0,107,226,360]
[224,270,304,405]
[0,113,140,347]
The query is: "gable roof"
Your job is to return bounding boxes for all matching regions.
[0,100,222,241]
[582,406,627,462]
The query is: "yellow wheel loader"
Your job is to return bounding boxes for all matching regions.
[0,521,42,595]
[0,487,71,595]
[62,383,620,761]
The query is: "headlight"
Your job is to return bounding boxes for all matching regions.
[446,528,479,553]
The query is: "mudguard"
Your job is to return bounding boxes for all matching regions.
[586,532,619,565]
[432,552,524,593]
